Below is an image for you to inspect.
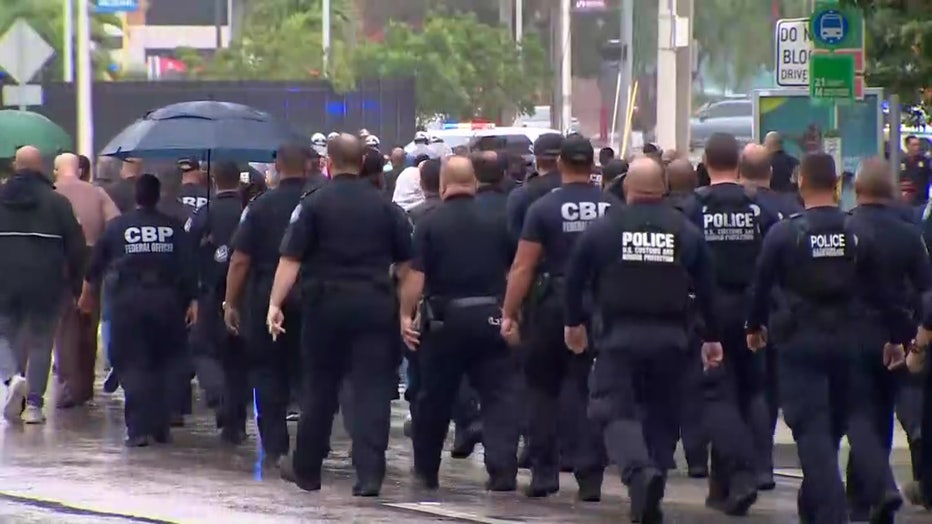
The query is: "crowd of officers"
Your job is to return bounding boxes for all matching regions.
[3,127,932,523]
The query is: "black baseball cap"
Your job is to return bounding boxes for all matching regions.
[533,133,564,158]
[559,134,594,167]
[177,158,200,172]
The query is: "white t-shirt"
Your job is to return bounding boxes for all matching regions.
[392,166,424,211]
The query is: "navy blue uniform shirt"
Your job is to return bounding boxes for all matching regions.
[280,174,412,284]
[506,171,561,238]
[563,202,720,340]
[521,182,619,277]
[231,177,306,278]
[412,194,514,299]
[746,206,914,344]
[179,182,209,214]
[751,186,803,219]
[848,203,932,339]
[185,189,243,292]
[87,208,197,303]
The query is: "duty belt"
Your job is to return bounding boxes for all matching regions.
[422,295,500,332]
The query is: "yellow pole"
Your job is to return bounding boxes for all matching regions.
[621,80,639,158]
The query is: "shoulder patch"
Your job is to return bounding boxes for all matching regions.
[289,204,302,224]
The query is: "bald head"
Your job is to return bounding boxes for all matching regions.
[54,153,79,181]
[764,132,783,153]
[855,157,895,201]
[327,133,364,174]
[661,149,679,165]
[13,146,42,172]
[665,159,695,194]
[440,156,477,199]
[624,157,667,204]
[739,143,772,185]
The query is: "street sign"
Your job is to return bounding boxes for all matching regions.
[775,18,811,87]
[0,19,54,84]
[810,0,863,51]
[812,48,864,99]
[94,0,139,13]
[810,53,855,100]
[2,85,43,107]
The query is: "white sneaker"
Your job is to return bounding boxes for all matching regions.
[22,405,45,425]
[3,376,27,422]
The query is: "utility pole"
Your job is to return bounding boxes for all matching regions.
[322,0,331,76]
[214,0,223,49]
[63,0,74,82]
[617,0,634,150]
[76,0,93,158]
[655,0,693,151]
[559,0,572,132]
[516,0,523,43]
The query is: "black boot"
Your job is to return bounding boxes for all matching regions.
[628,468,664,524]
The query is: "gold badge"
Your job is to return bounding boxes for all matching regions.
[920,161,925,168]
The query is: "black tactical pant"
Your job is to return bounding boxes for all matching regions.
[524,295,604,492]
[413,298,520,485]
[922,353,932,503]
[109,286,187,440]
[703,314,768,499]
[193,289,250,433]
[292,288,399,493]
[844,322,904,516]
[588,322,686,490]
[245,288,301,458]
[782,328,896,524]
[677,335,709,470]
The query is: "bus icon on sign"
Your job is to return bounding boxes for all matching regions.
[814,10,847,45]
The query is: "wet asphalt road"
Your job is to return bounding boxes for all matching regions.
[0,386,929,523]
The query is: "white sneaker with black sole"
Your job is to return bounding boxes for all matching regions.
[3,376,27,422]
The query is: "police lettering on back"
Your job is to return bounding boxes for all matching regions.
[561,201,611,232]
[702,204,760,242]
[808,232,849,258]
[123,226,175,254]
[622,231,676,263]
[181,196,208,209]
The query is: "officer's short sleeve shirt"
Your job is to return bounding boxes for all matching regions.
[280,199,315,260]
[230,200,260,256]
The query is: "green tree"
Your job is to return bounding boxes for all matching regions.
[0,0,122,81]
[693,0,808,92]
[844,0,932,105]
[182,0,356,90]
[352,13,549,121]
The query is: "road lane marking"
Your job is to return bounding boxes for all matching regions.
[0,492,177,524]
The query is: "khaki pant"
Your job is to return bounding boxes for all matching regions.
[54,247,98,407]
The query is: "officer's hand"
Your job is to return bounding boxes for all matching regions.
[400,316,420,351]
[907,343,927,374]
[746,328,767,352]
[267,305,286,342]
[223,304,240,336]
[916,326,932,348]
[500,317,521,347]
[77,291,95,316]
[185,301,198,328]
[564,325,588,354]
[701,342,724,371]
[883,342,907,371]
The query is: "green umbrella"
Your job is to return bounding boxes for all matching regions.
[0,110,72,159]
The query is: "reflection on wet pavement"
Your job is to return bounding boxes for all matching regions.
[0,387,929,523]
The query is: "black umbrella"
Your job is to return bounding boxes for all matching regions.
[100,101,307,162]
